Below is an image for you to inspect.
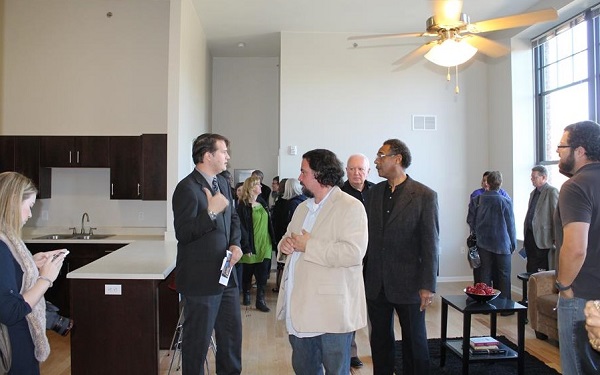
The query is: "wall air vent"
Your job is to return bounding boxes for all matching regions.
[412,115,437,131]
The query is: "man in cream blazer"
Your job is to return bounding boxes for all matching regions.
[276,149,368,375]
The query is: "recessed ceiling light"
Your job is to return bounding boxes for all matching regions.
[237,42,246,48]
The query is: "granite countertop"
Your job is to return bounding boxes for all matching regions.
[24,234,164,244]
[66,240,177,280]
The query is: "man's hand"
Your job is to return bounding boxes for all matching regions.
[419,289,435,311]
[279,236,295,255]
[203,187,229,214]
[229,245,243,266]
[290,230,310,252]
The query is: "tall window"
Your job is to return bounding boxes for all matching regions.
[533,6,600,187]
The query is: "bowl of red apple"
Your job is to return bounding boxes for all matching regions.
[464,283,501,303]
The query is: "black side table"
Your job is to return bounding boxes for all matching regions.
[440,295,527,375]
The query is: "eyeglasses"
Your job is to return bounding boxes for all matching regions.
[557,145,573,149]
[376,153,398,159]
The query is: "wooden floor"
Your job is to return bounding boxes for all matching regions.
[41,280,561,374]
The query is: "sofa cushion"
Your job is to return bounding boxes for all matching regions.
[537,294,558,320]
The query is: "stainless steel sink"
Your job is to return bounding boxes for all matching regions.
[33,234,114,240]
[72,234,114,240]
[34,234,76,240]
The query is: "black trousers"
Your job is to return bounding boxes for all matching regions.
[181,287,242,375]
[242,258,271,290]
[368,289,430,375]
[524,229,550,273]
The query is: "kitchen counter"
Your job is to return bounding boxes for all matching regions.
[66,240,177,280]
[66,239,180,375]
[24,234,164,244]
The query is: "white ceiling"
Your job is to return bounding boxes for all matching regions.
[191,0,561,57]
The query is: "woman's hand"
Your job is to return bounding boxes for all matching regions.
[38,250,68,282]
[33,249,67,269]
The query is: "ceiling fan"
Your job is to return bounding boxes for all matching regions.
[348,0,558,68]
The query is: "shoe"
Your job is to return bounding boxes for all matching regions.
[350,356,363,368]
[256,286,270,312]
[500,311,515,316]
[242,292,251,306]
[256,299,270,313]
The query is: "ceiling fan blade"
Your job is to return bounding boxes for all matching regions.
[392,42,437,66]
[463,35,509,58]
[468,8,558,34]
[348,32,425,41]
[432,0,463,24]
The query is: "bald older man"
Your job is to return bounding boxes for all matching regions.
[341,153,374,368]
[342,154,375,205]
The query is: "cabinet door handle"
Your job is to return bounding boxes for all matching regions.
[137,183,141,196]
[111,183,114,196]
[69,151,72,164]
[104,250,115,254]
[76,151,80,164]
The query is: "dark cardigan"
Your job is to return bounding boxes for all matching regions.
[236,196,276,254]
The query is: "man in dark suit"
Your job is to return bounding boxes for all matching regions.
[172,133,243,375]
[364,139,439,375]
[341,153,374,369]
[524,165,559,272]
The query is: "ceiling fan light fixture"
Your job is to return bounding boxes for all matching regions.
[424,39,477,67]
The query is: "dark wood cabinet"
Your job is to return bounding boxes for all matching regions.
[142,134,167,200]
[40,136,110,168]
[109,134,167,200]
[109,136,141,199]
[70,272,178,375]
[1,134,166,200]
[0,136,51,198]
[26,242,127,317]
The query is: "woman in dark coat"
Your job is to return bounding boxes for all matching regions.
[236,176,276,312]
[0,172,66,375]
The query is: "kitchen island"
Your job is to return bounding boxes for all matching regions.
[66,240,178,375]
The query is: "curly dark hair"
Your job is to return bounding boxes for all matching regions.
[302,149,344,188]
[192,133,229,164]
[564,121,600,162]
[383,139,412,169]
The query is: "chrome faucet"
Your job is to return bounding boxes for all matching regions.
[81,212,89,235]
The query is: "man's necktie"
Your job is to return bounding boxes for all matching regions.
[212,177,219,194]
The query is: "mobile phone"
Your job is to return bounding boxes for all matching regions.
[52,250,70,261]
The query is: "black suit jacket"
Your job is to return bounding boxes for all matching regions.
[364,176,439,304]
[172,169,241,296]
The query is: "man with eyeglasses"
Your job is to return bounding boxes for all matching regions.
[523,165,559,273]
[364,139,439,375]
[554,120,600,374]
[340,153,374,369]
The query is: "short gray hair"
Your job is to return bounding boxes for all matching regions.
[531,165,548,177]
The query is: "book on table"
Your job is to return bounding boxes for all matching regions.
[469,345,506,355]
[470,336,500,347]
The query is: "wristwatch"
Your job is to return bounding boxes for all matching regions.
[555,280,572,291]
[208,210,218,220]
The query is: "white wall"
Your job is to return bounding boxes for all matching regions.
[165,0,212,240]
[1,0,170,232]
[1,0,168,135]
[279,31,494,280]
[212,57,280,182]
